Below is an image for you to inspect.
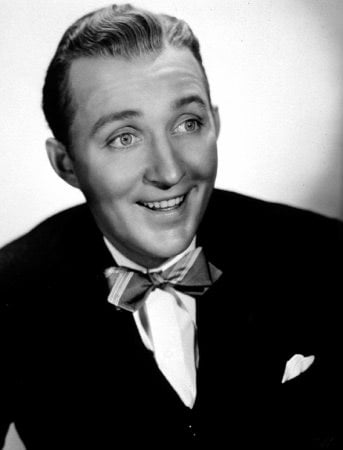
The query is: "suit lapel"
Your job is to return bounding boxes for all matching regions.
[75,219,191,410]
[195,191,289,416]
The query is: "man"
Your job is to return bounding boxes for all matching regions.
[0,4,342,449]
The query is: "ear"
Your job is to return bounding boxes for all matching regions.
[212,105,221,139]
[46,138,80,189]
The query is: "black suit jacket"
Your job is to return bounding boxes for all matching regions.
[0,189,342,449]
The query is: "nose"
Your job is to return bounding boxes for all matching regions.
[143,134,185,189]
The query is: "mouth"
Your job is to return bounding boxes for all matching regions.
[138,194,187,212]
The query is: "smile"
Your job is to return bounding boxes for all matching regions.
[139,195,186,211]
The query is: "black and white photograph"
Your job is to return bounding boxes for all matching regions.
[1,1,342,449]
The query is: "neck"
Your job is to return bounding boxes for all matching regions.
[103,237,196,272]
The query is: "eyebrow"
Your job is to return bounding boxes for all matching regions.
[173,95,208,111]
[90,110,141,137]
[90,95,208,138]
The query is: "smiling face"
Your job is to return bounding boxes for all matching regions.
[51,46,219,268]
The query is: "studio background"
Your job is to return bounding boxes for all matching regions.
[1,0,342,449]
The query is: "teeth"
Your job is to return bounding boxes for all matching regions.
[142,195,185,210]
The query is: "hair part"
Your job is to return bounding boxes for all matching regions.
[42,3,212,151]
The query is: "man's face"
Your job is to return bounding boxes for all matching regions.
[68,46,219,267]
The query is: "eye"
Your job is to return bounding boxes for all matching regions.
[107,132,140,149]
[174,118,202,135]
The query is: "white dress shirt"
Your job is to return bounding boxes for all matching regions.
[104,237,198,408]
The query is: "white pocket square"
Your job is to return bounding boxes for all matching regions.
[281,354,315,384]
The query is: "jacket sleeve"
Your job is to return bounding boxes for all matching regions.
[0,245,19,449]
[0,298,15,449]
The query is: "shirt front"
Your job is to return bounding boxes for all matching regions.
[104,237,198,408]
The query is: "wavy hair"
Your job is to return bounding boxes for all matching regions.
[42,3,211,150]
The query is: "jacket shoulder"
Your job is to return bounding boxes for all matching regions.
[0,204,90,289]
[201,189,343,266]
[207,189,342,235]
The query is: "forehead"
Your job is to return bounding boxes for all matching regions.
[68,46,210,123]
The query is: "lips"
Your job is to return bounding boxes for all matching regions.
[139,194,186,211]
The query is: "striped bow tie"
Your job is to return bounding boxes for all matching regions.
[105,247,222,312]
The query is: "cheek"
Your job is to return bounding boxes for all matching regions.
[187,136,218,181]
[75,157,140,202]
